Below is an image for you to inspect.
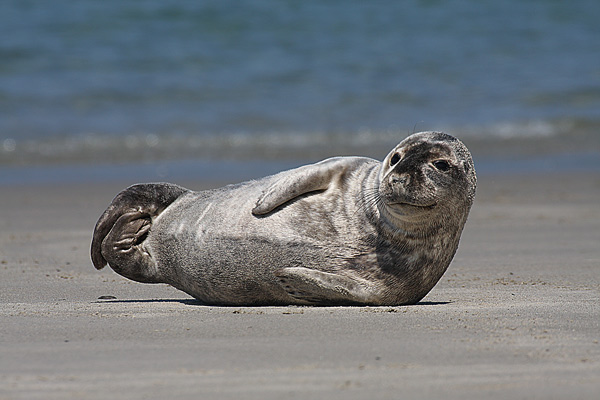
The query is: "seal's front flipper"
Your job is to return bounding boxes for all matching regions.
[275,267,377,306]
[252,157,368,215]
[91,183,189,283]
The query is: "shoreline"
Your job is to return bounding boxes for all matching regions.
[1,149,600,187]
[1,171,599,399]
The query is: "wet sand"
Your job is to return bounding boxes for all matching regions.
[1,172,599,399]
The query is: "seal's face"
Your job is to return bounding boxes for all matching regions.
[378,132,476,222]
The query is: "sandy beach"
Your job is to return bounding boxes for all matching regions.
[1,171,599,399]
[3,1,599,398]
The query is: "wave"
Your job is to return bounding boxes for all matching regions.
[1,117,599,168]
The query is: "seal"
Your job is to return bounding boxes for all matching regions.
[91,131,476,306]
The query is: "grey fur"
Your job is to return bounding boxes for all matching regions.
[91,131,476,306]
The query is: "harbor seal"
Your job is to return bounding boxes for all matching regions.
[91,131,476,306]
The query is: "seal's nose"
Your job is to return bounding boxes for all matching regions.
[390,173,409,186]
[391,156,427,186]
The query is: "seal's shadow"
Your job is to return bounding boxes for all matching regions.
[413,301,452,306]
[93,299,452,307]
[94,298,202,306]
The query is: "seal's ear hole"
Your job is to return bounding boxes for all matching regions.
[463,162,470,173]
[432,160,451,172]
[390,153,401,166]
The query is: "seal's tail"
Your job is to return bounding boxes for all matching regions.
[91,183,189,283]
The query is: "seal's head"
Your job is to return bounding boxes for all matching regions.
[378,131,476,231]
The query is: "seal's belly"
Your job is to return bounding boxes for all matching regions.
[152,196,344,269]
[157,180,350,246]
[146,184,356,304]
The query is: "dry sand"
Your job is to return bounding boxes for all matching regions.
[1,172,599,399]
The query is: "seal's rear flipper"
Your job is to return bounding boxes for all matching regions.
[275,267,378,306]
[91,183,189,283]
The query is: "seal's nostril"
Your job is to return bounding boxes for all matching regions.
[391,174,408,185]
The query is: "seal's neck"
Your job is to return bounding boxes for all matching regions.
[377,204,442,239]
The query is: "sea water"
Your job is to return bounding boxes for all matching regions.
[1,0,599,184]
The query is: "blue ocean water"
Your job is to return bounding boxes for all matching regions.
[1,0,599,182]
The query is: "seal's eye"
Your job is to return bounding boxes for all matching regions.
[390,153,401,166]
[432,160,451,172]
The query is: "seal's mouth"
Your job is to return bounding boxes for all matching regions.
[387,201,437,211]
[382,201,437,220]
